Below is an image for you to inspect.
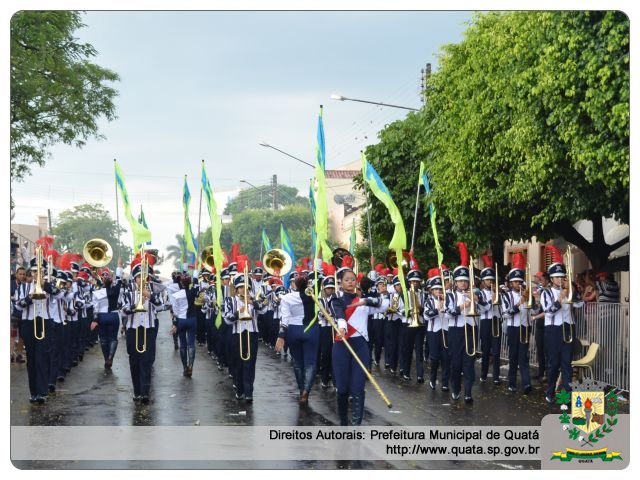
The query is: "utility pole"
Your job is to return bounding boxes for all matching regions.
[272,174,278,210]
[421,63,431,105]
[47,209,53,235]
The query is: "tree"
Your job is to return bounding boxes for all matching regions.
[11,11,119,181]
[193,205,313,268]
[223,184,308,215]
[52,203,132,267]
[362,11,629,272]
[165,234,186,270]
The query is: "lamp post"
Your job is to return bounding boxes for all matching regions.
[259,142,315,169]
[330,94,419,111]
[240,179,265,209]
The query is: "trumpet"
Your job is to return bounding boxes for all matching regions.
[304,286,392,408]
[32,245,46,340]
[134,248,149,353]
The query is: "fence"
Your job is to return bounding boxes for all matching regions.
[496,302,629,392]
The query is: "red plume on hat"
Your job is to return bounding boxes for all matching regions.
[300,257,311,270]
[294,265,303,273]
[392,267,399,276]
[269,277,283,286]
[342,255,354,269]
[481,254,493,268]
[36,236,55,250]
[46,249,60,267]
[544,245,563,264]
[374,263,385,274]
[255,260,263,268]
[236,255,250,272]
[322,262,336,276]
[440,263,449,271]
[59,253,75,271]
[230,243,241,263]
[428,267,440,279]
[382,268,391,276]
[408,251,420,271]
[512,252,526,271]
[130,255,141,271]
[457,242,469,267]
[356,272,364,283]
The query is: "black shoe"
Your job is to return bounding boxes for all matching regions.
[389,369,396,374]
[235,393,245,400]
[464,396,474,403]
[228,374,233,379]
[441,385,449,392]
[493,379,501,385]
[71,360,78,367]
[402,374,411,381]
[451,392,460,401]
[217,364,223,371]
[417,377,424,384]
[245,397,253,403]
[429,381,436,390]
[141,396,150,405]
[133,395,142,404]
[545,395,554,404]
[384,364,390,370]
[36,395,46,404]
[523,385,533,394]
[78,354,83,361]
[48,384,56,393]
[57,375,65,382]
[479,377,487,383]
[29,395,37,403]
[321,382,330,390]
[508,386,517,392]
[63,367,71,374]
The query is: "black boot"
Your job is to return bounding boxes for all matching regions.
[180,347,188,375]
[337,393,350,426]
[351,391,365,426]
[186,347,196,377]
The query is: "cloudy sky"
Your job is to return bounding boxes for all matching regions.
[11,10,472,274]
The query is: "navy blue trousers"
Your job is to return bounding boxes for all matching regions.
[427,330,450,386]
[545,324,574,397]
[97,312,120,360]
[232,331,258,397]
[287,323,320,392]
[332,336,369,396]
[20,319,50,397]
[176,315,197,349]
[402,325,425,379]
[126,327,156,397]
[384,319,402,369]
[47,321,64,385]
[447,325,477,397]
[506,326,531,389]
[479,317,502,380]
[318,325,334,385]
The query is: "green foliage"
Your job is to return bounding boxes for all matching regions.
[199,205,312,266]
[11,11,119,181]
[559,412,570,424]
[362,11,628,271]
[223,184,308,215]
[165,234,186,270]
[556,389,571,405]
[52,203,132,266]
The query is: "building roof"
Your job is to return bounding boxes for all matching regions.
[325,170,359,179]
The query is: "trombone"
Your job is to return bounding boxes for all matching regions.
[304,286,392,408]
[32,245,47,341]
[562,247,574,343]
[464,256,478,357]
[238,262,253,361]
[438,267,448,349]
[134,248,149,353]
[519,263,532,345]
[491,263,501,338]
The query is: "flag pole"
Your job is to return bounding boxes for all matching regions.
[361,153,375,270]
[113,159,122,260]
[410,179,421,253]
[196,161,204,272]
[259,227,264,261]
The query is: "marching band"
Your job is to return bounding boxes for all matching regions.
[12,236,585,424]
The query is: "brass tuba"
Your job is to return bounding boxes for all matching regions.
[83,238,113,268]
[331,247,352,268]
[407,283,423,328]
[263,248,293,278]
[200,246,215,272]
[385,250,409,270]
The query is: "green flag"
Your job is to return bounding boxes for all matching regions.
[314,106,332,261]
[182,176,198,263]
[114,160,152,252]
[361,152,408,308]
[420,161,444,266]
[261,226,272,252]
[201,161,225,328]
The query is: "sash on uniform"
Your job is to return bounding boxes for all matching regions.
[335,296,360,342]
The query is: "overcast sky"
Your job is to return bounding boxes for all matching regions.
[11,10,473,273]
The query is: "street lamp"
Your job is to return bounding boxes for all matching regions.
[240,179,264,208]
[330,93,419,111]
[259,142,315,169]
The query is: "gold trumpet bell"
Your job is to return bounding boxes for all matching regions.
[263,248,293,277]
[83,238,113,268]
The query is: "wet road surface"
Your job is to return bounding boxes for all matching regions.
[10,312,586,469]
